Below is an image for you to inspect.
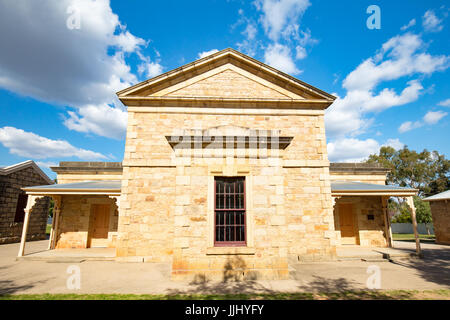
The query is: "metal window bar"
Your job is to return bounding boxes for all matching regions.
[214,177,246,246]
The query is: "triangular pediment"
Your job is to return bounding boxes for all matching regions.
[154,66,303,100]
[117,48,336,109]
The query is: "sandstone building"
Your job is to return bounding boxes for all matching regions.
[424,190,450,245]
[20,49,419,280]
[0,160,52,244]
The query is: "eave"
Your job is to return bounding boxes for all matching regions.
[119,96,333,109]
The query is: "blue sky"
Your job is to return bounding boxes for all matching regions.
[0,0,449,179]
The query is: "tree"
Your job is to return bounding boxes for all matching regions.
[367,146,450,196]
[368,146,448,231]
[413,196,432,224]
[413,196,432,235]
[390,204,411,223]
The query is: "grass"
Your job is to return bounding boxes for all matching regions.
[46,224,52,235]
[392,233,435,241]
[1,290,449,300]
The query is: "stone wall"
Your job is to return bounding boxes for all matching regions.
[334,196,388,247]
[0,166,50,244]
[330,163,388,185]
[52,162,122,184]
[56,195,118,249]
[429,200,450,245]
[329,173,387,185]
[118,110,336,280]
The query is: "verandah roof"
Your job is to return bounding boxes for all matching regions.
[22,180,121,196]
[23,179,417,197]
[331,181,418,196]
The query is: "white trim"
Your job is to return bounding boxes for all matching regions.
[332,191,417,196]
[25,191,121,196]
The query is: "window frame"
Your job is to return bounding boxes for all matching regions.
[213,176,246,247]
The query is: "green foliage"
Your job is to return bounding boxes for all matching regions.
[367,146,450,197]
[391,206,411,223]
[414,196,432,224]
[390,196,432,224]
[368,146,444,225]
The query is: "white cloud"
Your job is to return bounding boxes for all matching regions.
[325,33,449,138]
[401,18,416,31]
[398,121,422,133]
[327,137,405,162]
[343,34,447,92]
[295,45,307,60]
[234,9,260,56]
[423,110,448,124]
[243,22,258,41]
[422,10,443,32]
[382,138,405,150]
[144,62,164,78]
[0,127,107,160]
[63,103,128,140]
[137,51,164,79]
[36,161,59,170]
[362,80,423,112]
[438,98,450,107]
[0,0,160,140]
[198,49,219,59]
[264,43,301,74]
[241,0,315,73]
[255,0,311,41]
[327,138,380,162]
[114,30,147,53]
[398,110,447,133]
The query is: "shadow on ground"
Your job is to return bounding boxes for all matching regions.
[165,257,418,299]
[296,276,414,300]
[0,265,55,295]
[396,239,436,244]
[389,241,450,287]
[167,257,277,296]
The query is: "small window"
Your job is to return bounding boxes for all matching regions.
[214,177,246,246]
[14,192,28,223]
[367,214,375,221]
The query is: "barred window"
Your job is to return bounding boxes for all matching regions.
[214,177,245,246]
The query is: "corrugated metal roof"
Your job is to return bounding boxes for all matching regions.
[23,180,121,194]
[423,190,450,201]
[24,180,121,190]
[23,179,420,195]
[331,181,417,193]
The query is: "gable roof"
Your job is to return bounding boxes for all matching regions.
[117,48,336,109]
[423,190,450,201]
[0,160,53,185]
